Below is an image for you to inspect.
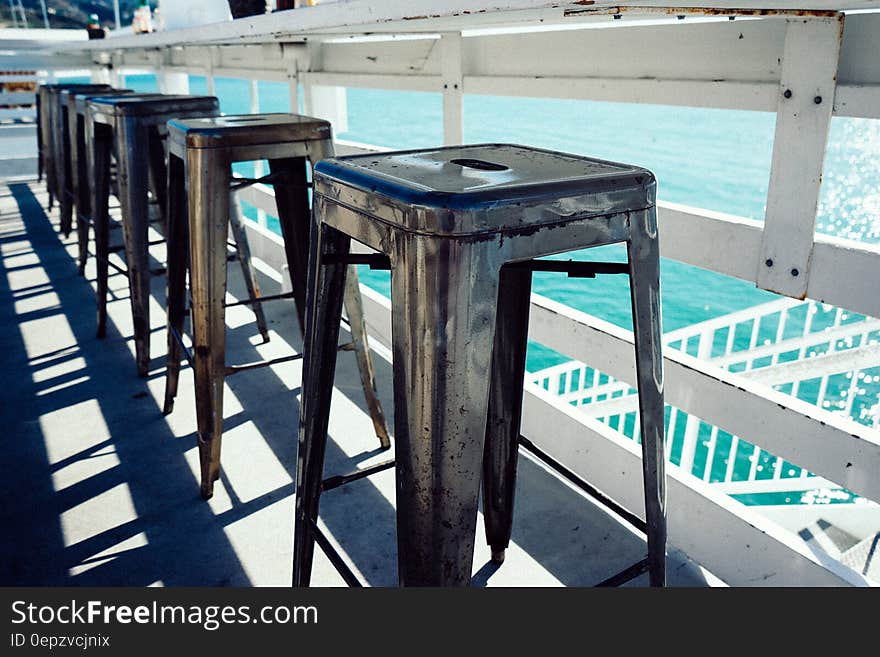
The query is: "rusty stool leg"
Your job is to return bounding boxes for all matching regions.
[187,147,231,499]
[74,112,92,275]
[482,264,533,565]
[293,217,351,587]
[268,157,310,334]
[116,116,155,377]
[147,125,169,231]
[271,155,391,449]
[390,241,501,586]
[343,271,391,449]
[59,104,75,237]
[163,151,189,416]
[91,120,113,339]
[36,92,44,183]
[627,205,667,587]
[229,192,270,342]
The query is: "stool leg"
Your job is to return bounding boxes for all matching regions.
[482,265,532,565]
[91,121,113,339]
[36,95,43,183]
[147,127,169,231]
[627,207,667,587]
[270,156,391,449]
[163,152,188,416]
[293,218,351,587]
[75,116,91,275]
[343,271,391,450]
[188,148,230,500]
[391,241,501,586]
[229,192,269,342]
[59,108,74,238]
[267,157,310,333]
[116,118,154,377]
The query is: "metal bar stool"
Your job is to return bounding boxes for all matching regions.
[56,85,115,237]
[294,144,667,587]
[67,88,135,273]
[38,83,111,211]
[164,113,391,500]
[88,94,265,378]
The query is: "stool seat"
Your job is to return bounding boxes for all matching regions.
[316,144,653,234]
[296,143,667,587]
[163,112,391,500]
[168,113,331,150]
[89,94,218,120]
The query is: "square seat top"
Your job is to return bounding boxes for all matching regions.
[58,85,115,103]
[167,113,331,150]
[88,94,219,118]
[72,89,135,114]
[314,144,655,236]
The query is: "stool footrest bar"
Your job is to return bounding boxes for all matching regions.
[224,352,303,376]
[307,517,363,588]
[224,291,295,309]
[518,435,647,534]
[322,253,391,270]
[509,259,630,278]
[322,458,396,492]
[169,326,194,369]
[595,557,650,587]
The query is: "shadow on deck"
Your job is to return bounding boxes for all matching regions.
[0,179,715,587]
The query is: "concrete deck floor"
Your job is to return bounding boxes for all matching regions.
[0,178,718,587]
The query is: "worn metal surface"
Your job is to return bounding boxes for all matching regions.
[296,143,666,586]
[164,113,390,500]
[88,93,220,377]
[68,89,134,274]
[54,85,113,238]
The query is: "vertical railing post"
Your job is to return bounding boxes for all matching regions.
[756,14,843,299]
[249,78,268,231]
[678,327,713,475]
[440,32,464,145]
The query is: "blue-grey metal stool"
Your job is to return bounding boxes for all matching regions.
[164,113,390,499]
[294,144,667,587]
[67,88,135,274]
[88,94,238,377]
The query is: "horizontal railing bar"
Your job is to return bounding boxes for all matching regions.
[528,294,880,504]
[657,202,880,320]
[236,168,880,320]
[712,319,880,367]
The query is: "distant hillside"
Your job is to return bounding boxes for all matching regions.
[0,0,146,30]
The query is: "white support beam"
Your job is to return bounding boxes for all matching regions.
[757,15,843,299]
[282,43,302,114]
[302,42,348,134]
[440,32,464,145]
